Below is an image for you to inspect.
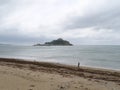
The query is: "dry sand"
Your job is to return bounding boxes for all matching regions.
[0,58,119,90]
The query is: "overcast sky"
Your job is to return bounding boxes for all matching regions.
[0,0,120,45]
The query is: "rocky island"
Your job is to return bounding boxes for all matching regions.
[34,38,73,46]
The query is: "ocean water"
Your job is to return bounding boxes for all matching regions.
[0,45,120,70]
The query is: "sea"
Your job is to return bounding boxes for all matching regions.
[0,45,120,70]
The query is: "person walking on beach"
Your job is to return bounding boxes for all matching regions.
[78,62,80,67]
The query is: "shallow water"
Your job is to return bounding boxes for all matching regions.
[0,45,120,70]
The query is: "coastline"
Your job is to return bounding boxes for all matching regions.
[0,58,120,90]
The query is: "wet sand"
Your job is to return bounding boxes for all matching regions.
[0,58,120,90]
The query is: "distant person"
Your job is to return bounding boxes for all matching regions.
[78,62,80,67]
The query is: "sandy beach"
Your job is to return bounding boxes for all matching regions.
[0,58,119,90]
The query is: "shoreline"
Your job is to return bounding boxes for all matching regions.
[0,58,120,90]
[0,57,120,83]
[0,56,119,71]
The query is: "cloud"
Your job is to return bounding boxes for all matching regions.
[0,0,120,45]
[64,0,120,30]
[64,8,120,30]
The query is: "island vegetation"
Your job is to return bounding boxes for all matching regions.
[34,38,73,46]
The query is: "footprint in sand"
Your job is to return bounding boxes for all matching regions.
[28,84,35,90]
[30,84,35,87]
[28,89,33,90]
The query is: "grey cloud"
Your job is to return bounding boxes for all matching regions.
[0,34,48,44]
[0,0,17,21]
[0,0,120,45]
[0,27,53,44]
[64,7,120,30]
[0,0,11,5]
